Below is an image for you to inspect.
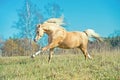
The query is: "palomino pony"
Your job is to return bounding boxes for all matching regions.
[31,17,103,62]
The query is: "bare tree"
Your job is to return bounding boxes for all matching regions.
[12,0,43,55]
[13,0,43,39]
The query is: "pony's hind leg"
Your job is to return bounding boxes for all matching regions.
[80,47,87,60]
[80,47,92,60]
[87,53,92,59]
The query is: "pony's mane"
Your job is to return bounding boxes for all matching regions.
[44,15,65,26]
[43,22,66,31]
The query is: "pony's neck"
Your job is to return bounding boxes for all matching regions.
[42,22,66,36]
[44,29,52,35]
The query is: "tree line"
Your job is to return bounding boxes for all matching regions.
[0,32,119,56]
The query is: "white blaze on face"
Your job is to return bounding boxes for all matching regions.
[34,25,44,42]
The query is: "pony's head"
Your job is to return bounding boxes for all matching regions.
[34,24,44,42]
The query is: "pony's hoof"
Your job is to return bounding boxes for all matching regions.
[31,55,35,58]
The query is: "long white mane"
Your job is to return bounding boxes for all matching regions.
[44,15,65,26]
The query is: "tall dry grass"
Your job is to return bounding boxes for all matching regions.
[0,49,120,80]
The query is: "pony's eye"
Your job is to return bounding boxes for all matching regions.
[37,31,39,34]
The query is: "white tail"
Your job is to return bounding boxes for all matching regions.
[84,29,103,42]
[44,15,65,26]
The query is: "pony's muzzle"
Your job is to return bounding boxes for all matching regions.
[34,39,37,42]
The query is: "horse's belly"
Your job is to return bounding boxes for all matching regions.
[58,32,83,49]
[58,40,80,49]
[58,44,72,49]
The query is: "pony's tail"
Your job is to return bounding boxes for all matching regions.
[84,29,103,42]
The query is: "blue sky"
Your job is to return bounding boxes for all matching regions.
[0,0,120,39]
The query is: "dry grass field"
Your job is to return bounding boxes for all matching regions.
[0,50,120,80]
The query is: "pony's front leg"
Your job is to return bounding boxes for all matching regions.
[31,50,42,58]
[42,41,58,51]
[31,42,56,58]
[48,48,54,63]
[42,41,59,62]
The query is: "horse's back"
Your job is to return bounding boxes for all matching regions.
[67,31,88,40]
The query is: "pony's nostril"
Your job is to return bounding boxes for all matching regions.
[34,39,37,42]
